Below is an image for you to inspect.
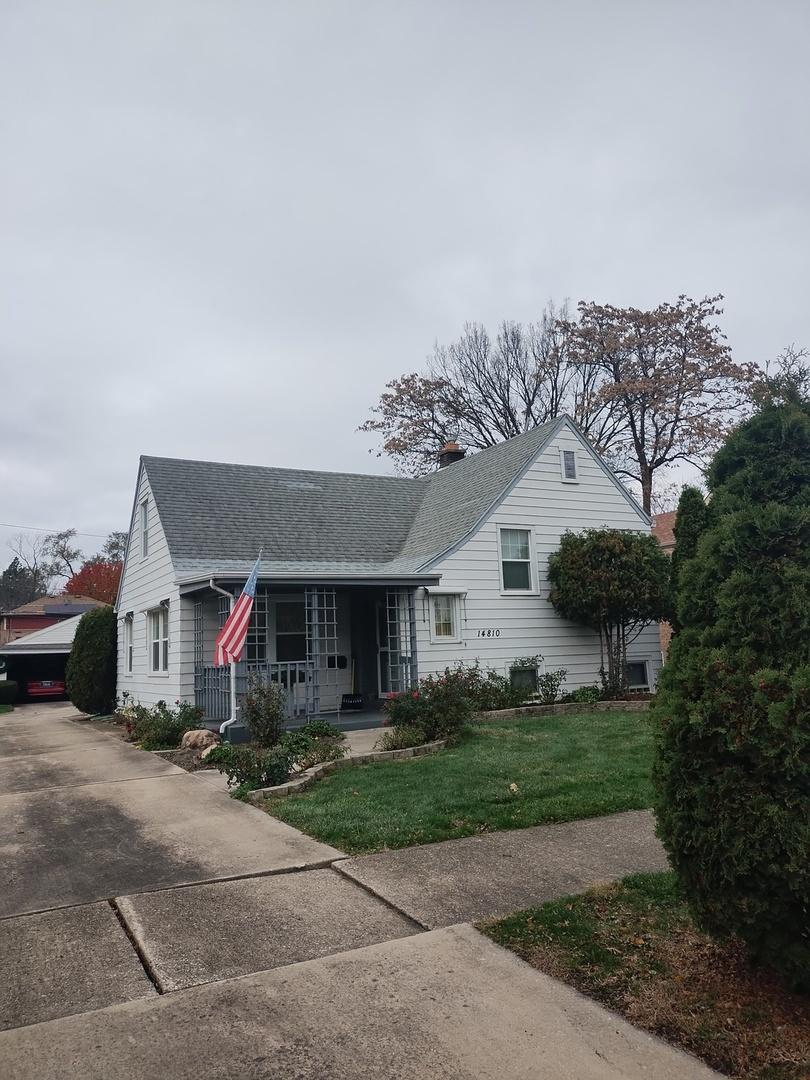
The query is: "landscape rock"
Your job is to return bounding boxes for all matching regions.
[199,743,221,761]
[181,729,221,751]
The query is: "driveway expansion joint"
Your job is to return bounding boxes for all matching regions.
[330,860,430,931]
[108,899,165,995]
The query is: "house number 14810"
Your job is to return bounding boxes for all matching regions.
[476,628,501,637]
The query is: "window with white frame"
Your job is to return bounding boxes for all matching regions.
[148,606,169,673]
[499,527,534,592]
[560,448,578,482]
[625,660,650,690]
[140,499,149,557]
[123,614,133,674]
[430,593,461,642]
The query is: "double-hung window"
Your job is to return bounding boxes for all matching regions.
[430,593,461,643]
[149,606,169,673]
[123,614,133,674]
[499,527,534,592]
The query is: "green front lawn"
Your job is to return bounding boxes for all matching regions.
[482,873,810,1080]
[267,710,654,854]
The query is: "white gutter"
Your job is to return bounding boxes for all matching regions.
[208,578,239,740]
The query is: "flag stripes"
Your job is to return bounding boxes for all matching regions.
[213,554,261,666]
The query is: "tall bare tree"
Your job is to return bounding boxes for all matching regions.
[360,302,623,474]
[362,295,756,511]
[9,533,59,595]
[563,296,757,512]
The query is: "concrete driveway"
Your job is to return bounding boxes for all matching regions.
[0,703,340,918]
[0,702,717,1078]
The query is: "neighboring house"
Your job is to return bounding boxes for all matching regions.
[651,510,677,655]
[0,613,84,699]
[116,416,663,725]
[0,594,105,646]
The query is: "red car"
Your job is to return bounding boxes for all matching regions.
[26,678,66,699]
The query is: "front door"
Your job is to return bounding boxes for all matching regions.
[376,589,415,695]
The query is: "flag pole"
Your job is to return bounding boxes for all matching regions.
[216,550,262,741]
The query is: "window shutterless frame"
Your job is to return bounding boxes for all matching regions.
[124,614,133,674]
[148,607,169,674]
[560,448,578,482]
[140,499,149,557]
[625,659,650,690]
[497,526,536,593]
[430,593,461,643]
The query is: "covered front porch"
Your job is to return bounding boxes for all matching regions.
[189,583,420,727]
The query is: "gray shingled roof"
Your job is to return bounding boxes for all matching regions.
[142,418,564,580]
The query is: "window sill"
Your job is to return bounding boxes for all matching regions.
[560,477,579,484]
[430,635,463,645]
[499,589,539,598]
[148,671,170,678]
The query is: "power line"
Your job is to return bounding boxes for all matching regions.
[0,522,110,539]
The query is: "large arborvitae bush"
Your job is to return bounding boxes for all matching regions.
[653,393,810,990]
[66,605,117,715]
[668,485,714,630]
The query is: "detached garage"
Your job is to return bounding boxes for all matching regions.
[0,614,83,701]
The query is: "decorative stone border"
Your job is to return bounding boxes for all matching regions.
[247,739,448,804]
[479,699,651,719]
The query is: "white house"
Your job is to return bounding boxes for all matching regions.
[115,417,662,726]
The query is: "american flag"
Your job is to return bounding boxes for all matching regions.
[214,554,261,666]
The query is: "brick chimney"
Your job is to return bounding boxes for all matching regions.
[438,440,466,468]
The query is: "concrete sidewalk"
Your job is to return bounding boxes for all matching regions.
[336,809,668,927]
[0,923,719,1080]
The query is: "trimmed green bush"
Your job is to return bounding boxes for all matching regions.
[207,743,293,790]
[548,529,670,696]
[653,391,810,989]
[241,676,287,748]
[66,606,116,714]
[119,697,203,750]
[0,680,18,705]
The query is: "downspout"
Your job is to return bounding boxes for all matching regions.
[209,578,239,739]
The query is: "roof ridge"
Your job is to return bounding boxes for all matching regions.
[141,454,428,486]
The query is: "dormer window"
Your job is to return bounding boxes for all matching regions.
[560,449,578,482]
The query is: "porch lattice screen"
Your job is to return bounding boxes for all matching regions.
[384,588,417,693]
[305,586,339,715]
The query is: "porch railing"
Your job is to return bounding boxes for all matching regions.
[194,660,315,723]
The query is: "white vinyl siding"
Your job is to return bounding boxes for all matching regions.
[116,467,185,705]
[416,419,662,690]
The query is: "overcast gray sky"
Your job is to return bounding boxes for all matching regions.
[2,0,808,568]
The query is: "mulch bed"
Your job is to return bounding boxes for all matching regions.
[153,748,213,772]
[481,872,809,1080]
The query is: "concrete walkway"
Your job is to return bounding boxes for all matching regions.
[337,809,668,928]
[0,703,718,1078]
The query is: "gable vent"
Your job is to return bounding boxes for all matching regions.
[562,450,578,480]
